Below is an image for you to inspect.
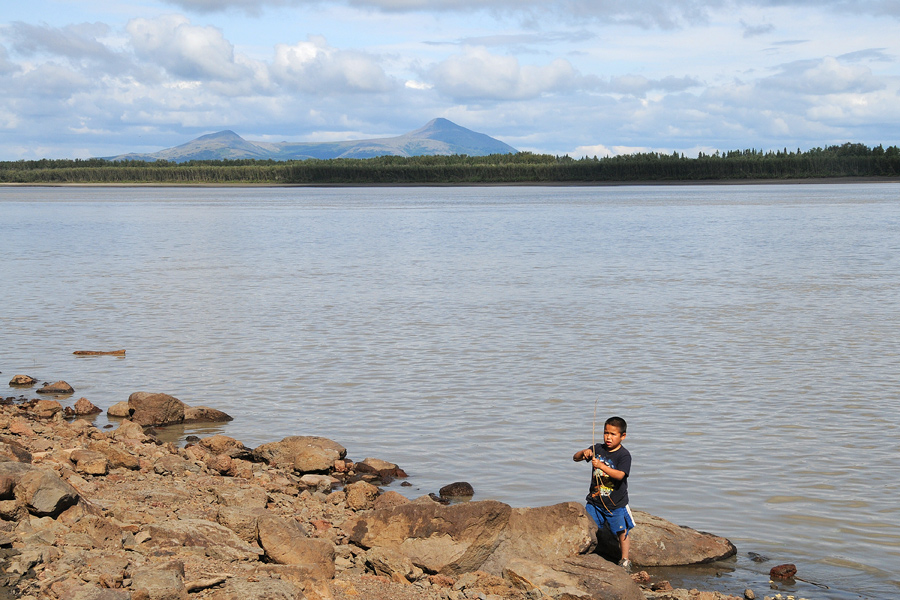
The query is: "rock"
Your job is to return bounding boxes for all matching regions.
[299,474,338,490]
[503,555,645,600]
[216,484,268,509]
[206,577,303,600]
[72,397,102,415]
[8,419,35,437]
[87,440,140,470]
[373,490,410,511]
[597,510,736,566]
[345,480,379,511]
[183,406,233,423]
[439,481,475,499]
[8,463,80,517]
[479,502,596,575]
[73,350,126,355]
[356,457,408,480]
[36,381,75,395]
[70,449,109,476]
[200,435,252,459]
[127,392,186,427]
[30,399,63,418]
[744,588,756,599]
[252,436,347,473]
[131,562,188,600]
[345,499,512,575]
[106,401,132,418]
[257,513,336,579]
[366,546,420,582]
[112,419,147,441]
[217,506,267,543]
[154,454,198,476]
[8,374,36,386]
[67,514,125,549]
[146,519,263,561]
[0,436,32,463]
[769,563,797,579]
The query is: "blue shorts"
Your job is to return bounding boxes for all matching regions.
[586,502,635,537]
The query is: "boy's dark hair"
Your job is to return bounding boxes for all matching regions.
[605,416,627,433]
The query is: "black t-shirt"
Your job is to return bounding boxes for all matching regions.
[585,443,631,509]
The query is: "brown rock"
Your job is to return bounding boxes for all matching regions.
[217,506,267,543]
[367,546,420,582]
[373,490,410,511]
[599,510,736,566]
[30,399,63,418]
[8,419,35,437]
[479,501,595,575]
[36,381,75,395]
[439,481,475,499]
[200,435,251,459]
[127,391,186,427]
[257,513,336,579]
[131,563,188,600]
[345,499,512,575]
[0,436,33,463]
[216,484,268,509]
[72,397,102,415]
[146,519,263,561]
[345,480,379,511]
[70,449,109,475]
[88,440,140,470]
[769,563,797,579]
[183,406,233,423]
[252,436,347,473]
[8,463,80,517]
[206,577,303,600]
[356,457,408,479]
[8,374,36,386]
[112,419,147,441]
[503,555,645,600]
[106,401,132,418]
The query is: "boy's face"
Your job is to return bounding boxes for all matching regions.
[603,424,626,451]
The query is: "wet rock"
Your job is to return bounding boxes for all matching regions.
[439,481,474,499]
[345,499,512,575]
[252,436,347,473]
[598,509,737,566]
[72,397,102,415]
[769,563,797,579]
[356,457,408,480]
[36,381,75,395]
[106,401,132,418]
[127,392,186,427]
[200,435,252,459]
[8,375,36,386]
[183,406,233,423]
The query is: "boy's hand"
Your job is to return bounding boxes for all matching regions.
[583,448,593,460]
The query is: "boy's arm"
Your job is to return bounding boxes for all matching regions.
[591,459,627,481]
[572,448,594,462]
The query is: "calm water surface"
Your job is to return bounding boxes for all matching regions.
[1,184,898,598]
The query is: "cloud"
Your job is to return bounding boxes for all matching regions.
[0,45,20,75]
[271,36,395,93]
[761,56,884,95]
[603,74,702,96]
[127,15,252,81]
[429,47,578,100]
[740,20,774,38]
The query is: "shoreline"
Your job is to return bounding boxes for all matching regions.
[2,176,900,189]
[1,386,781,600]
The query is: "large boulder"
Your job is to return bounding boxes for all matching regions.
[252,436,346,473]
[6,463,80,517]
[0,436,32,463]
[71,397,102,415]
[29,399,63,418]
[146,519,263,562]
[598,510,737,566]
[183,406,233,424]
[257,514,336,579]
[127,391,186,427]
[504,554,645,600]
[479,501,596,575]
[345,499,512,575]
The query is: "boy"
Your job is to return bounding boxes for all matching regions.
[572,416,634,571]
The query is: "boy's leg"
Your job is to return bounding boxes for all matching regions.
[617,530,630,561]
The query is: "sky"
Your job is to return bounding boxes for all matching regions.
[1,0,899,160]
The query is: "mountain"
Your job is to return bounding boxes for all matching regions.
[105,119,517,163]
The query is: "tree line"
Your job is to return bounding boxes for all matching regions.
[2,142,899,185]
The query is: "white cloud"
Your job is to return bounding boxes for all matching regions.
[127,15,251,81]
[761,56,885,95]
[271,36,395,94]
[429,47,578,100]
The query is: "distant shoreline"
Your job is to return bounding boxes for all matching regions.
[3,176,900,189]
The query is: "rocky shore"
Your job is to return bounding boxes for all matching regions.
[3,378,765,600]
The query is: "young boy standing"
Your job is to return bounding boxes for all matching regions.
[572,416,634,571]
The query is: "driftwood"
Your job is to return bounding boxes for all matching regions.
[73,350,126,356]
[186,576,229,592]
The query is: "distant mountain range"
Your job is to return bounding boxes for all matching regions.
[105,118,517,163]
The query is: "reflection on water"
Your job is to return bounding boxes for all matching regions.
[1,184,899,598]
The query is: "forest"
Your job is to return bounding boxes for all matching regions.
[2,142,899,185]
